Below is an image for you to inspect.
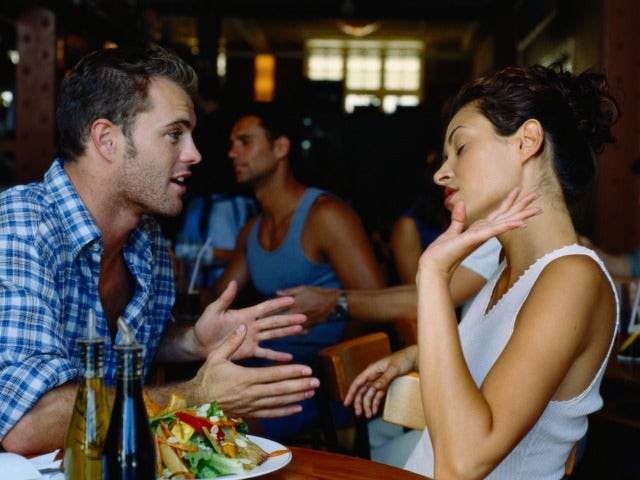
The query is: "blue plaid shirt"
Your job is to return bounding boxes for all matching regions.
[0,158,175,439]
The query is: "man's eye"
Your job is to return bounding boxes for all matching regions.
[168,131,181,140]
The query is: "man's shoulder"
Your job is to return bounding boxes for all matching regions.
[0,182,52,230]
[306,191,358,228]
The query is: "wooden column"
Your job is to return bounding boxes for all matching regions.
[15,7,56,183]
[596,0,640,251]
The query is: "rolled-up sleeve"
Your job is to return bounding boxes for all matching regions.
[0,235,76,440]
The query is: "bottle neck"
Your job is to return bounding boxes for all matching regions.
[114,344,144,380]
[78,338,106,378]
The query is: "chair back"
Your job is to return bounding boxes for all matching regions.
[317,332,392,458]
[382,372,426,430]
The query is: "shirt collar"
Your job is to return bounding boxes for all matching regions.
[45,158,102,257]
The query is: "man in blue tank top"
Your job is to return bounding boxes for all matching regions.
[207,103,386,440]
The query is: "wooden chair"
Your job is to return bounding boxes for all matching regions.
[317,332,392,458]
[382,372,425,430]
[382,373,578,477]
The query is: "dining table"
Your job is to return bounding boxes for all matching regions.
[261,446,431,480]
[30,446,430,480]
[29,445,432,480]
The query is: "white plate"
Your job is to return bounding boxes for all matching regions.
[195,435,292,480]
[0,452,43,480]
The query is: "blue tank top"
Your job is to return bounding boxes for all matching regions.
[247,188,341,297]
[244,188,349,441]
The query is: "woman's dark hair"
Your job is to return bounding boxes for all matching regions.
[443,64,621,204]
[56,45,198,161]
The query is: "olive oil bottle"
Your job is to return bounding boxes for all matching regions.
[64,310,110,480]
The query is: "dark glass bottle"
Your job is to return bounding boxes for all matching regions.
[64,324,110,480]
[102,320,156,480]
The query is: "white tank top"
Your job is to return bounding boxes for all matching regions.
[404,244,618,479]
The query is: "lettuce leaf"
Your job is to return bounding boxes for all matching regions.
[183,448,245,477]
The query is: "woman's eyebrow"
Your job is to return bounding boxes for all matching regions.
[447,125,464,145]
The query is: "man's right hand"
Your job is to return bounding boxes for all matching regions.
[185,324,320,418]
[275,286,341,332]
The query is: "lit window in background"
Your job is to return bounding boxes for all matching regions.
[254,54,275,102]
[382,94,420,114]
[307,51,343,81]
[345,93,381,113]
[346,50,381,90]
[8,50,19,65]
[305,39,423,113]
[384,54,421,90]
[217,39,227,79]
[0,91,13,108]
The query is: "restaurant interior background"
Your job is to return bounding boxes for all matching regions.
[0,0,637,251]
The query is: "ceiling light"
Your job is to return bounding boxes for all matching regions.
[337,20,380,37]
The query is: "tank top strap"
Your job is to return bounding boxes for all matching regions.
[287,188,327,243]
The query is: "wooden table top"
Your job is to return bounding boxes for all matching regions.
[261,446,431,480]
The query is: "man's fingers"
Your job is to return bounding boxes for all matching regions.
[244,403,306,419]
[206,280,238,312]
[256,313,307,329]
[209,324,246,360]
[275,287,300,297]
[256,324,304,342]
[252,296,296,318]
[253,347,294,362]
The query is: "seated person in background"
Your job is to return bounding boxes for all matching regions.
[208,103,386,440]
[389,153,450,285]
[174,192,258,286]
[0,46,317,455]
[346,64,619,479]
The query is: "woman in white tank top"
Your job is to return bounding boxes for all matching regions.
[344,65,621,479]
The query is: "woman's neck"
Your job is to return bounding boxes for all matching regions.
[498,197,578,286]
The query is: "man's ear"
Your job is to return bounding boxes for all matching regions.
[90,118,119,161]
[518,118,544,164]
[273,135,291,159]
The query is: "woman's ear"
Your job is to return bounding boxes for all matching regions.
[518,118,544,164]
[90,118,118,161]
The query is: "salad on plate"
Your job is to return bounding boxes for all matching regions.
[146,393,287,479]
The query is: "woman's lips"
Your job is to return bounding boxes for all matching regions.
[444,188,456,207]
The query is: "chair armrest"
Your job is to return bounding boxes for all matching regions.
[382,372,426,431]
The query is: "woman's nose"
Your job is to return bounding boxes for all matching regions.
[434,164,452,186]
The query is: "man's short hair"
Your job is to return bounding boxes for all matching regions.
[56,45,198,161]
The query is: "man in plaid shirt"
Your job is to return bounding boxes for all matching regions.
[0,46,317,455]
